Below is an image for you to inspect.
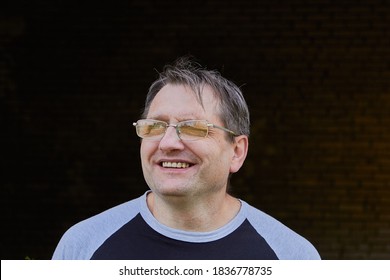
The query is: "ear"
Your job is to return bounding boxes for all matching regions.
[229,135,249,173]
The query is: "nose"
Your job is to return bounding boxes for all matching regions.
[158,126,184,151]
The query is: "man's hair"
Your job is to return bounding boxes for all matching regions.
[142,56,250,141]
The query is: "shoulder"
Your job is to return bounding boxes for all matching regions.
[52,194,144,260]
[242,201,321,260]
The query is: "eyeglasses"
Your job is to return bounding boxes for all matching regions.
[133,119,237,141]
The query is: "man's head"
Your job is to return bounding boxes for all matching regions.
[136,57,250,198]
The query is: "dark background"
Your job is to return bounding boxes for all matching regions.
[2,0,390,259]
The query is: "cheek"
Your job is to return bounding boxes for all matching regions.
[140,143,155,182]
[204,143,234,170]
[140,142,154,166]
[140,140,155,154]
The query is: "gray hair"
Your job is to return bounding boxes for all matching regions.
[142,57,250,141]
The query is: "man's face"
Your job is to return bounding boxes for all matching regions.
[140,84,238,200]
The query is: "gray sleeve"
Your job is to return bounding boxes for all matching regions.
[52,198,142,260]
[244,202,321,260]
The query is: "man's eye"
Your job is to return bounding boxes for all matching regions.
[180,123,207,137]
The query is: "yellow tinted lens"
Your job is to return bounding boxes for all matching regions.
[137,120,166,138]
[178,121,208,139]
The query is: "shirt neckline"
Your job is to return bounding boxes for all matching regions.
[138,191,248,243]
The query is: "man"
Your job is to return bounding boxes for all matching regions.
[52,57,320,259]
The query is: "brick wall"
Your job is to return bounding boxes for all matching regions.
[2,0,389,259]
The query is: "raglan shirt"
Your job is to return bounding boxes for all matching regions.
[52,191,320,260]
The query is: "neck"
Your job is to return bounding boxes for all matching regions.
[146,191,241,232]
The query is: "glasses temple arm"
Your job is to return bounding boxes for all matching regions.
[209,124,238,136]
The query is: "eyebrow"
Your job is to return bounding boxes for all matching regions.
[146,114,204,122]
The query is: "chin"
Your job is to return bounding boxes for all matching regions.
[152,185,194,197]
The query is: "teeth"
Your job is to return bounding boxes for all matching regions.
[162,162,190,168]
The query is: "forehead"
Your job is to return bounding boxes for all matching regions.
[147,84,220,120]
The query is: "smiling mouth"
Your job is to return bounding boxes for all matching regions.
[161,162,191,169]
